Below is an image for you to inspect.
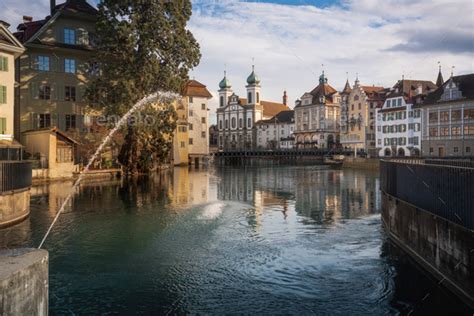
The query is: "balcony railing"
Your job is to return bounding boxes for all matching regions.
[0,161,32,193]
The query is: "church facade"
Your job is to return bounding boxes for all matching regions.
[216,67,289,150]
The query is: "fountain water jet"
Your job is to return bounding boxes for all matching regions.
[38,91,181,249]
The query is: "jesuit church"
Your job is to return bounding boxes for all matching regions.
[216,66,289,150]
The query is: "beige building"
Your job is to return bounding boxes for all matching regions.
[13,0,98,139]
[340,78,386,156]
[172,97,190,165]
[294,71,341,148]
[183,80,212,165]
[419,73,474,157]
[0,21,24,140]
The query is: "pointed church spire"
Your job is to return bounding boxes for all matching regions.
[342,76,352,94]
[436,62,444,87]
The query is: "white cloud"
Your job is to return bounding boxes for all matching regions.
[1,0,472,124]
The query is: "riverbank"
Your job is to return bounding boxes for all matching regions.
[342,157,380,171]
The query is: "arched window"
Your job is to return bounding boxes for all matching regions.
[248,92,252,104]
[219,120,222,129]
[231,117,236,128]
[220,96,224,107]
[239,118,243,128]
[247,118,252,128]
[256,92,260,103]
[225,119,229,128]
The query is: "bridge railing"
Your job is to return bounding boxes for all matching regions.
[0,161,32,193]
[380,159,474,230]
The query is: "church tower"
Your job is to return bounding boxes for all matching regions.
[246,65,261,106]
[218,71,232,107]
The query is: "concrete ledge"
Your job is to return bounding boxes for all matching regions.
[0,248,49,316]
[0,189,30,228]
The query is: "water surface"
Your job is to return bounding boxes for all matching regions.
[1,166,469,314]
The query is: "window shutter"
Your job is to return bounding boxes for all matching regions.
[2,56,8,72]
[51,83,58,100]
[31,82,38,100]
[0,118,6,134]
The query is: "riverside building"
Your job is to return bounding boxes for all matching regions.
[376,78,437,157]
[216,67,289,150]
[418,73,474,157]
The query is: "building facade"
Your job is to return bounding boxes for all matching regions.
[0,21,24,140]
[255,110,294,149]
[216,68,289,150]
[294,71,341,149]
[376,79,437,157]
[340,78,385,156]
[183,80,212,165]
[418,73,474,157]
[13,0,98,140]
[339,79,352,135]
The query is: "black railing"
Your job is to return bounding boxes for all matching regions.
[380,160,474,230]
[0,161,32,193]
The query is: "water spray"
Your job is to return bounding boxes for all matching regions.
[38,91,181,249]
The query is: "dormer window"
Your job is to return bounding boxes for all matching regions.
[441,80,462,101]
[64,28,76,44]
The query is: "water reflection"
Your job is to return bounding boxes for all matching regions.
[0,166,468,315]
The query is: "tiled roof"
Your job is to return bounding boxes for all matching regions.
[342,79,352,94]
[361,86,385,94]
[256,110,294,125]
[54,0,98,16]
[183,80,212,98]
[297,81,338,106]
[239,98,290,117]
[387,79,437,99]
[14,20,46,43]
[423,74,474,105]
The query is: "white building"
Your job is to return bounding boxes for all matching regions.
[255,110,295,149]
[216,67,289,150]
[184,80,212,165]
[376,79,437,157]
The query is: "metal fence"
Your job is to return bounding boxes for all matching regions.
[0,161,32,193]
[380,160,474,230]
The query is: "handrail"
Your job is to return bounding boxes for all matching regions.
[0,161,32,193]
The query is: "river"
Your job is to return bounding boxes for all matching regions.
[0,165,469,314]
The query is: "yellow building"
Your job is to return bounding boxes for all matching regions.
[340,78,386,156]
[172,96,190,165]
[13,0,98,139]
[0,21,24,140]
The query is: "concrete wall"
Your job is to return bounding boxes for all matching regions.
[0,189,30,228]
[342,157,379,171]
[0,248,48,316]
[382,193,474,308]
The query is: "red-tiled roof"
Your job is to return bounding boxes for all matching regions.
[361,86,385,94]
[239,98,290,117]
[183,80,212,98]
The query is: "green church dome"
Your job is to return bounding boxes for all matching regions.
[246,66,260,85]
[219,72,231,89]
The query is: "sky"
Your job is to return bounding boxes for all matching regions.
[1,0,473,121]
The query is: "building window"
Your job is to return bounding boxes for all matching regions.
[440,111,449,122]
[189,110,193,117]
[239,118,243,128]
[0,117,6,134]
[35,56,50,71]
[256,92,260,103]
[201,103,206,110]
[429,127,438,137]
[65,86,76,101]
[65,114,76,130]
[464,125,474,135]
[219,120,222,129]
[0,86,6,104]
[429,112,438,123]
[178,126,187,132]
[247,118,252,128]
[454,147,459,153]
[386,100,391,107]
[397,98,402,106]
[39,85,51,100]
[466,147,471,153]
[201,131,206,138]
[201,117,206,124]
[464,109,474,120]
[189,123,193,131]
[180,141,185,148]
[64,28,76,44]
[358,103,361,110]
[440,127,449,136]
[429,147,433,153]
[189,138,193,145]
[451,126,461,136]
[57,146,73,162]
[39,114,51,128]
[189,96,193,103]
[451,110,461,121]
[64,58,76,73]
[351,104,354,111]
[0,56,8,71]
[220,96,224,107]
[231,118,236,128]
[225,119,228,128]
